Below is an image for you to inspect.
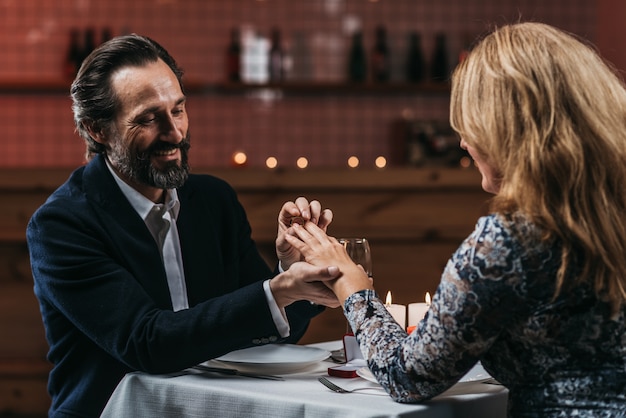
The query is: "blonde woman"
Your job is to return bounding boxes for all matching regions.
[287,22,626,417]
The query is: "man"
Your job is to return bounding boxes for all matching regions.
[27,34,339,418]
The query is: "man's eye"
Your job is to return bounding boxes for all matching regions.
[138,116,156,125]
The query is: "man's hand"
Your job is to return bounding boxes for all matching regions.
[269,262,341,309]
[276,197,333,271]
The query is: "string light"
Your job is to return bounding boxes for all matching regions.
[265,156,278,169]
[347,156,359,168]
[296,157,308,169]
[231,151,247,166]
[375,156,387,168]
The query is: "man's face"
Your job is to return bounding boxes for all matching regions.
[104,59,190,200]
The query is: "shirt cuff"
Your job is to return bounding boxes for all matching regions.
[263,279,290,338]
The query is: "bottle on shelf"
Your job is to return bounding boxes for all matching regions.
[268,27,284,82]
[348,31,367,83]
[405,31,425,83]
[371,25,390,82]
[79,27,97,68]
[63,28,83,79]
[226,27,242,82]
[430,33,449,82]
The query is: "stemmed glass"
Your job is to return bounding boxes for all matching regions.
[338,238,372,335]
[338,238,372,278]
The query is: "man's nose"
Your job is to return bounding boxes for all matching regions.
[160,115,184,143]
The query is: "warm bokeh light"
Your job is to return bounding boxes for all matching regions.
[460,156,472,168]
[375,156,387,168]
[232,151,247,166]
[347,156,359,168]
[265,156,278,169]
[296,157,309,169]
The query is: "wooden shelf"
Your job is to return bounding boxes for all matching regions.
[204,81,450,96]
[0,166,480,192]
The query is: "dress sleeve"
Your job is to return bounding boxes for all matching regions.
[344,215,532,402]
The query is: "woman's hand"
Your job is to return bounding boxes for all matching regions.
[285,222,373,303]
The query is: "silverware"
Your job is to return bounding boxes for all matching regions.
[317,376,383,394]
[192,364,284,381]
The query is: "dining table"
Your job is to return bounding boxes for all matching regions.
[100,340,508,418]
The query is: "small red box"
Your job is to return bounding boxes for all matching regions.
[328,333,367,378]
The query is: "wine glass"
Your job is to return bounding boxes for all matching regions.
[338,238,372,278]
[338,238,372,335]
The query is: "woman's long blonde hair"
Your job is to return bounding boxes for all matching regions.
[450,22,626,312]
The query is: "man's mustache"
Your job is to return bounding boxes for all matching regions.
[137,138,191,161]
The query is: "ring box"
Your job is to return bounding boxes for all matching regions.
[328,333,367,378]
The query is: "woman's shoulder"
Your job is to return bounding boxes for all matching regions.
[473,213,545,249]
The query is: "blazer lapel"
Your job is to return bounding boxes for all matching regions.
[81,155,173,308]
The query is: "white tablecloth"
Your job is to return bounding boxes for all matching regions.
[101,341,508,418]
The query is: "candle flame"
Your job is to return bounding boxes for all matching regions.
[425,292,431,305]
[385,291,392,305]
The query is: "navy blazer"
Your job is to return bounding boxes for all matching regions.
[27,155,323,417]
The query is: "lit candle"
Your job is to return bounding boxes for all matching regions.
[408,292,431,327]
[384,291,406,328]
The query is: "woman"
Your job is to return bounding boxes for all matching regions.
[286,22,626,416]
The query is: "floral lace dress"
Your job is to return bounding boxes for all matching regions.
[345,214,626,417]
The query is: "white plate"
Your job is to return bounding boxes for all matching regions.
[357,362,492,385]
[208,344,330,374]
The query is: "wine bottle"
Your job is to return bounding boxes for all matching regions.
[63,28,82,79]
[348,31,367,82]
[226,28,242,82]
[431,33,449,82]
[371,25,390,82]
[268,27,284,82]
[406,31,424,83]
[79,27,97,68]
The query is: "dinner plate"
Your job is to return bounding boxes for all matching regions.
[208,344,331,374]
[357,362,491,385]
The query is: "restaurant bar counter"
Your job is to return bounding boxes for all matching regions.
[0,167,489,416]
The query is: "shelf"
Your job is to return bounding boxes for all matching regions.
[0,78,450,96]
[0,166,481,192]
[204,81,451,96]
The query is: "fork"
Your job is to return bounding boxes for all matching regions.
[318,376,384,394]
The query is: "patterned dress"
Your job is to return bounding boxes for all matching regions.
[345,214,626,417]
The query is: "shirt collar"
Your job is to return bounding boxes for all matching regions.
[105,158,180,221]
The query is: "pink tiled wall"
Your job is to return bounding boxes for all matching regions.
[0,0,597,168]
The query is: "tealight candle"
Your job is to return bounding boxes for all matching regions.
[408,292,431,327]
[384,291,406,329]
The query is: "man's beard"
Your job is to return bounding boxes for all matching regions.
[109,134,191,189]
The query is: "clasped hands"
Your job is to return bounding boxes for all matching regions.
[270,197,373,308]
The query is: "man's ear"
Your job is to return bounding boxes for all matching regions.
[84,121,107,145]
